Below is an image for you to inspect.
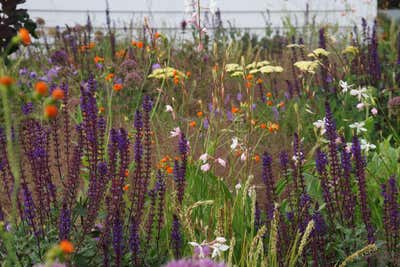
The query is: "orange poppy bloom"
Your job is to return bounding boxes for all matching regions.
[173,77,179,85]
[267,100,273,106]
[59,240,74,254]
[189,121,196,127]
[260,123,267,129]
[231,106,239,114]
[245,81,252,88]
[186,71,191,78]
[99,106,105,113]
[123,184,130,191]
[246,74,254,80]
[0,76,14,86]
[88,42,95,49]
[94,56,104,64]
[51,88,65,100]
[266,92,272,98]
[18,28,31,45]
[131,40,137,47]
[161,156,169,163]
[35,81,48,96]
[196,111,203,117]
[125,170,129,177]
[268,123,280,133]
[115,50,125,58]
[113,83,123,92]
[105,73,114,81]
[166,166,173,174]
[44,105,58,118]
[136,41,144,49]
[278,101,285,108]
[154,32,161,39]
[256,78,263,84]
[253,154,260,163]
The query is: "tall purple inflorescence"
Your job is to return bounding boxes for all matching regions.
[369,20,381,86]
[59,202,71,240]
[352,136,375,243]
[340,136,356,225]
[262,152,275,222]
[171,214,182,259]
[315,149,334,215]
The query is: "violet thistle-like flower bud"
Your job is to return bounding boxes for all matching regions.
[171,214,182,259]
[262,152,275,222]
[352,136,375,243]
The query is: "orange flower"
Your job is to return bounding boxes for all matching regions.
[131,40,137,47]
[278,101,285,108]
[251,119,257,125]
[266,92,272,98]
[136,41,144,49]
[166,166,173,174]
[123,184,130,191]
[18,28,31,45]
[213,64,218,71]
[231,106,239,114]
[268,123,280,133]
[246,74,254,80]
[253,154,260,163]
[154,32,161,39]
[0,76,14,87]
[267,100,273,106]
[196,111,203,117]
[59,240,74,254]
[174,156,180,161]
[113,83,123,92]
[245,81,252,88]
[256,78,263,84]
[44,105,58,118]
[94,56,104,64]
[35,81,48,96]
[105,73,114,81]
[173,76,179,85]
[186,71,191,78]
[125,170,129,177]
[161,156,169,163]
[99,106,105,113]
[260,123,267,129]
[115,49,125,58]
[88,42,95,49]
[51,88,65,100]
[189,121,196,127]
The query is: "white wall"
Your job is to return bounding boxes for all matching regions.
[22,0,377,33]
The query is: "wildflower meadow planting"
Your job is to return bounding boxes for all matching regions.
[1,1,400,266]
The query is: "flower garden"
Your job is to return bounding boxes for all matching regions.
[0,1,400,267]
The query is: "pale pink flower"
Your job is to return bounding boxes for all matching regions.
[216,158,226,167]
[201,163,211,172]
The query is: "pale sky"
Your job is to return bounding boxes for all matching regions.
[21,0,377,30]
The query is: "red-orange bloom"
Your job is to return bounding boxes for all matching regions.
[0,76,14,87]
[196,111,203,117]
[44,105,58,118]
[35,81,48,96]
[18,28,31,45]
[94,56,104,64]
[123,184,130,191]
[231,107,239,114]
[51,88,65,100]
[260,123,267,129]
[267,100,273,106]
[105,73,114,81]
[166,166,173,174]
[59,240,74,254]
[136,41,144,49]
[113,83,123,92]
[189,121,196,127]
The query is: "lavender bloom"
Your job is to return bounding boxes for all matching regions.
[262,152,275,221]
[21,182,38,236]
[171,215,182,259]
[175,133,188,205]
[324,102,341,212]
[315,149,334,215]
[340,136,356,225]
[113,211,123,267]
[369,20,381,85]
[21,102,33,115]
[352,136,375,243]
[50,50,69,66]
[156,171,166,244]
[293,133,306,195]
[59,202,71,240]
[145,188,157,246]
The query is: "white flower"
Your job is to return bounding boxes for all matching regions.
[350,86,369,101]
[188,241,207,258]
[339,80,353,93]
[231,137,239,150]
[209,0,218,14]
[215,237,226,243]
[165,105,174,112]
[199,153,208,163]
[201,163,211,172]
[216,158,226,167]
[349,121,367,134]
[240,152,247,162]
[313,118,326,135]
[356,102,365,110]
[210,238,229,258]
[170,127,181,137]
[235,182,242,190]
[360,139,376,152]
[371,108,378,115]
[345,143,352,153]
